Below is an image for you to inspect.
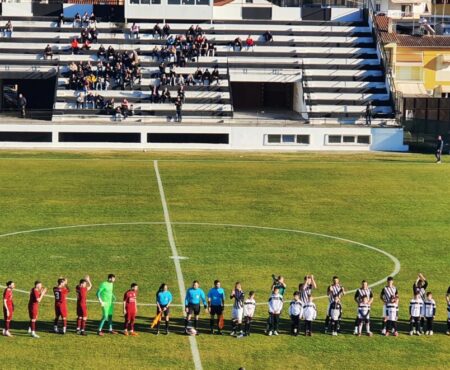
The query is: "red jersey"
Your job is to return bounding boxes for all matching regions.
[53,286,69,306]
[123,290,137,311]
[29,288,41,306]
[3,288,13,308]
[76,285,87,307]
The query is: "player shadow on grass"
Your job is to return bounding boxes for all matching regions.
[6,318,449,336]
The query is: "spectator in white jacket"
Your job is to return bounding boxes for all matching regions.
[267,287,283,336]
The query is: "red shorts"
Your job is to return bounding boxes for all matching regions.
[3,306,13,321]
[77,305,88,318]
[125,310,136,321]
[55,304,68,318]
[28,304,39,320]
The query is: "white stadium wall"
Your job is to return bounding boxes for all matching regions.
[1,3,33,17]
[0,124,408,151]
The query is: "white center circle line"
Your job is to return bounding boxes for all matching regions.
[0,221,400,304]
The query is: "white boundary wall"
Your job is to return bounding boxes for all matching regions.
[0,123,407,151]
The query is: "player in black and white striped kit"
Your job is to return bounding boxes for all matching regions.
[324,276,345,333]
[230,282,245,337]
[380,276,398,335]
[353,280,373,335]
[298,275,317,305]
[412,273,428,333]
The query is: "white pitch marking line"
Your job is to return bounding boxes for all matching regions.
[0,221,400,304]
[154,160,203,370]
[170,256,189,260]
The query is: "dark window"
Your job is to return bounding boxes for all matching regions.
[168,0,180,4]
[343,135,355,143]
[357,135,371,144]
[328,135,341,144]
[196,0,210,4]
[296,135,310,144]
[267,134,281,143]
[148,133,229,144]
[282,135,295,143]
[0,131,51,142]
[59,132,140,143]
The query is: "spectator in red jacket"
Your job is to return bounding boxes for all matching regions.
[246,35,255,51]
[71,38,79,54]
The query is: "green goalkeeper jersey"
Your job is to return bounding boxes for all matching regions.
[97,281,115,304]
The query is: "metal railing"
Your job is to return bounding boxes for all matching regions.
[366,0,400,121]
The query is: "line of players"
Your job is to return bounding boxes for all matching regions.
[2,272,450,338]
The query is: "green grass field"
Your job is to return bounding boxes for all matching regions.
[0,151,449,369]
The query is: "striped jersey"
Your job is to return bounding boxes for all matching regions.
[357,303,371,319]
[231,289,245,310]
[354,287,373,303]
[423,299,436,318]
[303,302,317,321]
[381,285,398,303]
[268,293,283,314]
[385,302,398,321]
[412,281,428,301]
[243,298,256,318]
[409,298,424,317]
[328,284,344,303]
[299,283,313,304]
[328,301,342,321]
[289,300,303,317]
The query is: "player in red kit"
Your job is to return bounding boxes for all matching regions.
[76,275,92,336]
[2,281,15,337]
[53,278,70,334]
[123,283,138,336]
[28,281,47,338]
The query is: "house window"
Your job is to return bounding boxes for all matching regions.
[395,66,422,81]
[326,135,371,145]
[265,134,310,145]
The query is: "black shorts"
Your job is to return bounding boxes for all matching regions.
[187,304,201,316]
[157,305,170,317]
[210,305,223,316]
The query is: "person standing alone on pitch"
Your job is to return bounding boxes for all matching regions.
[435,135,444,163]
[97,274,117,336]
[207,280,225,335]
[2,281,15,337]
[184,280,207,335]
[76,276,92,336]
[53,278,70,334]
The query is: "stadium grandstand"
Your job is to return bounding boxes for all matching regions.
[0,0,407,151]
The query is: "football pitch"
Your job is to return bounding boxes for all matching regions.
[0,150,449,369]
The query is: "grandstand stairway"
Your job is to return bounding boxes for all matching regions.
[0,16,394,124]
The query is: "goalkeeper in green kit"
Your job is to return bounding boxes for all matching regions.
[97,274,118,336]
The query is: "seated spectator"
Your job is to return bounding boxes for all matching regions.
[186,73,195,86]
[202,68,211,86]
[187,25,195,37]
[69,61,78,73]
[129,104,134,117]
[114,106,122,121]
[161,87,171,104]
[73,13,81,28]
[175,74,185,86]
[44,44,53,60]
[211,67,220,85]
[263,30,273,43]
[89,13,97,26]
[71,38,80,54]
[194,67,203,85]
[153,23,162,39]
[3,20,13,38]
[97,44,106,59]
[90,27,98,43]
[207,42,216,57]
[95,76,104,91]
[130,23,140,40]
[57,13,64,28]
[246,35,255,51]
[121,99,130,119]
[95,93,104,109]
[195,24,203,36]
[81,12,89,27]
[82,39,91,51]
[105,98,114,114]
[76,92,84,109]
[107,46,115,60]
[163,23,171,38]
[233,37,243,52]
[177,85,185,103]
[86,91,95,109]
